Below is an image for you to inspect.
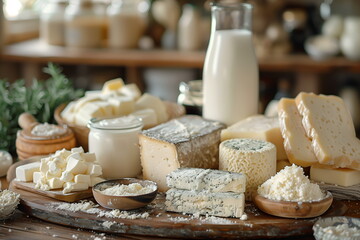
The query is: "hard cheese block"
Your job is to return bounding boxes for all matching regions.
[278,98,318,167]
[166,168,246,193]
[219,138,276,201]
[165,188,245,218]
[139,115,225,192]
[310,164,360,187]
[295,92,360,170]
[221,115,287,160]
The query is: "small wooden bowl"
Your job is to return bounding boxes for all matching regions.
[54,101,186,151]
[92,178,158,210]
[254,191,333,219]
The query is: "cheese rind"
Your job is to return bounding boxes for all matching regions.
[166,168,246,193]
[295,92,360,170]
[165,189,245,218]
[219,138,276,201]
[310,164,360,187]
[16,162,41,182]
[140,115,225,192]
[278,98,318,167]
[221,115,287,160]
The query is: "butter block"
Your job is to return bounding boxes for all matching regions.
[90,176,105,187]
[102,78,124,95]
[119,83,141,100]
[108,96,135,116]
[16,162,41,182]
[166,168,246,193]
[219,138,276,201]
[278,98,318,167]
[75,102,105,126]
[73,95,102,113]
[310,164,360,187]
[295,92,360,170]
[62,182,88,194]
[135,93,168,124]
[48,177,64,189]
[131,108,158,129]
[74,174,91,184]
[165,189,245,218]
[221,115,287,160]
[140,115,225,192]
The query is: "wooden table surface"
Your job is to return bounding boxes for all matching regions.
[2,177,360,240]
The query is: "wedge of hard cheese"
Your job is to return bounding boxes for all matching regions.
[295,92,360,170]
[278,98,318,167]
[221,115,287,160]
[310,164,360,187]
[139,115,225,192]
[165,189,245,218]
[166,168,246,193]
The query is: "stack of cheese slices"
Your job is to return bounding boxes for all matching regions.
[165,168,246,218]
[278,92,360,187]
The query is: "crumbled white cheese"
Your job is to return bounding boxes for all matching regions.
[322,224,360,237]
[102,221,115,229]
[257,164,325,202]
[53,201,150,220]
[31,123,66,136]
[240,214,248,221]
[0,190,20,219]
[97,183,154,196]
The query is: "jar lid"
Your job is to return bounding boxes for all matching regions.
[88,116,143,130]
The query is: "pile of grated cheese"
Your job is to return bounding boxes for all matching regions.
[98,183,154,196]
[257,164,325,202]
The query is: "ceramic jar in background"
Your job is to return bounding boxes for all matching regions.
[65,0,104,48]
[88,116,143,179]
[107,0,149,48]
[340,17,360,60]
[40,0,68,46]
[177,4,202,51]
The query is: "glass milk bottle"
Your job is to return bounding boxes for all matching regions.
[203,3,258,126]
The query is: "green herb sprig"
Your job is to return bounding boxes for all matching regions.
[0,63,84,155]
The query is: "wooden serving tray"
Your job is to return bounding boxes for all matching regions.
[12,180,92,202]
[10,181,347,239]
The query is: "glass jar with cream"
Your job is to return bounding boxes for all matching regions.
[88,116,143,179]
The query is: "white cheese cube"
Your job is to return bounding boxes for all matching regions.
[131,108,158,129]
[102,78,124,95]
[90,176,105,187]
[108,96,135,116]
[16,162,40,182]
[33,172,43,184]
[46,169,61,179]
[40,158,50,174]
[54,149,71,159]
[135,93,168,124]
[66,158,87,175]
[87,163,102,177]
[62,182,88,194]
[118,83,141,100]
[48,158,66,176]
[74,174,91,184]
[81,152,96,162]
[71,147,84,154]
[60,171,74,182]
[48,177,64,189]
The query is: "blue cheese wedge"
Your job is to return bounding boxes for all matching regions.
[166,168,246,193]
[165,189,245,218]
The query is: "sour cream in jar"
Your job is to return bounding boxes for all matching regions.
[88,116,143,179]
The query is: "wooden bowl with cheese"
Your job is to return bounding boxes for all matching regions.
[92,178,158,210]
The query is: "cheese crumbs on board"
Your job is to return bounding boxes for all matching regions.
[257,164,325,202]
